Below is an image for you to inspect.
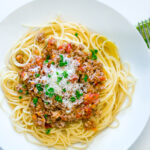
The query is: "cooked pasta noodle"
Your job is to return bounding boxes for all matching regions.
[0,18,135,149]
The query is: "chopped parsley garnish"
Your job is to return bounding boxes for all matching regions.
[51,61,55,65]
[36,83,43,91]
[45,101,49,105]
[44,114,48,119]
[44,59,49,64]
[19,96,22,99]
[46,55,50,59]
[60,61,68,67]
[49,93,54,98]
[70,97,76,102]
[60,54,63,62]
[48,74,51,78]
[91,49,98,60]
[67,81,70,84]
[62,71,68,78]
[59,55,68,67]
[62,88,66,92]
[46,128,51,134]
[45,91,49,96]
[75,90,83,99]
[38,91,41,95]
[75,32,78,37]
[55,95,62,103]
[35,73,40,78]
[18,89,23,93]
[94,49,98,53]
[57,76,63,83]
[46,87,55,98]
[22,84,26,88]
[83,74,88,82]
[45,84,49,89]
[33,97,38,106]
[48,87,54,93]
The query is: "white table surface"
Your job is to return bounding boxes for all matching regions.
[0,0,149,150]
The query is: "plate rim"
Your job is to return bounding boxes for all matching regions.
[0,0,149,150]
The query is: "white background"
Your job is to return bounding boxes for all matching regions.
[0,0,149,150]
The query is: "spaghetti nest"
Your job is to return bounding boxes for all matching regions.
[0,18,135,149]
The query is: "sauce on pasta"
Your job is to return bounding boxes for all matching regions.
[0,18,135,149]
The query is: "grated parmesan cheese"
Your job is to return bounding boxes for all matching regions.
[28,55,86,112]
[29,66,40,73]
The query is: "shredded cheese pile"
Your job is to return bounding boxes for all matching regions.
[28,55,87,112]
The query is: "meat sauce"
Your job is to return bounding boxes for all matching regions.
[16,33,106,129]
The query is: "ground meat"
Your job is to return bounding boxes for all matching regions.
[36,32,45,43]
[16,54,24,63]
[17,38,106,129]
[84,120,96,129]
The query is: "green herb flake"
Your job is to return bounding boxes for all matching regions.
[64,61,68,66]
[75,32,78,37]
[45,101,49,105]
[55,95,62,103]
[19,96,22,99]
[60,61,68,67]
[56,72,59,75]
[62,71,68,78]
[92,55,97,60]
[46,55,50,59]
[45,87,55,98]
[44,59,49,64]
[18,89,23,93]
[59,55,68,67]
[70,97,76,102]
[45,84,49,89]
[48,74,51,78]
[22,84,26,89]
[45,91,49,96]
[90,49,98,60]
[75,90,83,99]
[35,73,40,78]
[33,97,38,106]
[46,128,51,134]
[83,74,88,82]
[38,91,41,95]
[57,76,63,83]
[62,88,66,92]
[48,87,54,93]
[94,49,98,54]
[36,83,43,91]
[51,62,55,65]
[67,81,70,84]
[60,54,63,62]
[49,93,54,98]
[44,114,48,119]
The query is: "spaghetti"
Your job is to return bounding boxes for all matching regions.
[0,18,135,149]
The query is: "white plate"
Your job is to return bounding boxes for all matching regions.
[0,0,150,150]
